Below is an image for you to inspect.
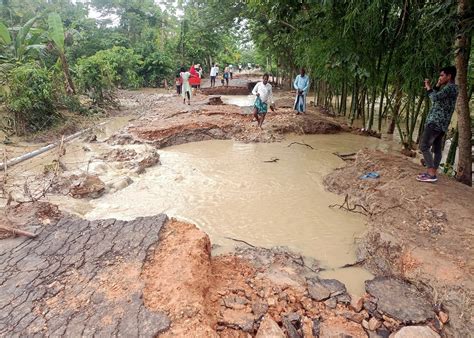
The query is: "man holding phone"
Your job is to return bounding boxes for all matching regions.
[417,66,458,183]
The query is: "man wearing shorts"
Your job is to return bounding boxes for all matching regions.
[251,73,275,129]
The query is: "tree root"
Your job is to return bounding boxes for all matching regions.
[0,225,37,238]
[329,194,370,216]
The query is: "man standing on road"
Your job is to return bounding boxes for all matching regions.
[210,63,218,87]
[293,67,310,115]
[251,73,275,129]
[417,66,458,183]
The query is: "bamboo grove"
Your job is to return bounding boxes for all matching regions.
[240,0,473,185]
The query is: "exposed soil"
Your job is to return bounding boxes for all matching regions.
[324,149,474,336]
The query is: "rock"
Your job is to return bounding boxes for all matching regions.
[362,319,370,330]
[219,309,255,332]
[319,279,347,296]
[336,293,351,304]
[283,318,302,338]
[437,311,449,324]
[368,317,382,331]
[350,295,364,312]
[343,311,365,324]
[308,278,347,301]
[312,318,321,337]
[70,174,106,199]
[302,317,314,338]
[107,176,133,192]
[364,300,377,314]
[137,151,160,172]
[324,297,337,309]
[223,295,248,310]
[255,315,285,338]
[308,283,331,301]
[251,301,268,319]
[365,277,434,324]
[390,326,440,338]
[375,327,391,338]
[319,316,367,337]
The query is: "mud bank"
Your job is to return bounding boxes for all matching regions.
[324,149,474,336]
[107,92,343,148]
[0,213,444,337]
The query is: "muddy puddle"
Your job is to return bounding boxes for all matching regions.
[44,133,389,295]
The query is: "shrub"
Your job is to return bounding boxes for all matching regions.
[6,63,58,135]
[75,46,142,105]
[140,51,174,87]
[75,53,115,106]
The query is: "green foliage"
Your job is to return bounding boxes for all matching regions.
[140,50,174,87]
[95,46,142,88]
[75,52,115,106]
[6,63,58,135]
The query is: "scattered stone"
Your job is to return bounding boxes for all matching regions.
[362,319,370,330]
[137,150,160,171]
[312,318,321,337]
[251,301,268,319]
[69,174,106,199]
[282,317,302,338]
[336,293,351,304]
[223,295,249,310]
[365,277,434,324]
[218,309,255,332]
[343,311,365,324]
[375,327,391,338]
[364,300,377,314]
[368,317,382,331]
[324,297,337,309]
[319,279,347,296]
[319,316,367,337]
[437,311,449,324]
[350,295,364,312]
[208,96,224,105]
[391,326,440,338]
[308,283,331,301]
[255,315,285,338]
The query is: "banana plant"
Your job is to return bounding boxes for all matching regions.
[0,15,45,97]
[47,12,76,95]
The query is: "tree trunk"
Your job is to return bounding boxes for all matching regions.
[59,52,76,95]
[455,0,472,186]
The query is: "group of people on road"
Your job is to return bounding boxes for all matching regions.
[251,67,310,129]
[176,63,202,105]
[210,63,234,87]
[175,60,459,184]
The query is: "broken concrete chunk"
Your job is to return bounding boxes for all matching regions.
[365,277,434,324]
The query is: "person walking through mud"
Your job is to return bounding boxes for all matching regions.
[180,67,192,105]
[210,63,218,87]
[224,66,230,87]
[293,68,310,115]
[251,73,275,129]
[416,66,458,183]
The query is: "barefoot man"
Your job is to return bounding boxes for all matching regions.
[293,67,310,115]
[416,66,458,183]
[251,73,275,129]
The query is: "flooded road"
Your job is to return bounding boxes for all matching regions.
[71,133,386,294]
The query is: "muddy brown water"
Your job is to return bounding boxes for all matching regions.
[64,133,390,295]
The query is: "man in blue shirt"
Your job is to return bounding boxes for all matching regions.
[417,66,458,183]
[293,68,310,115]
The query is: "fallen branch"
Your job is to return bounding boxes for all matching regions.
[0,225,37,238]
[225,236,258,248]
[263,157,279,163]
[329,194,370,216]
[338,259,366,269]
[332,152,356,161]
[287,142,314,150]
